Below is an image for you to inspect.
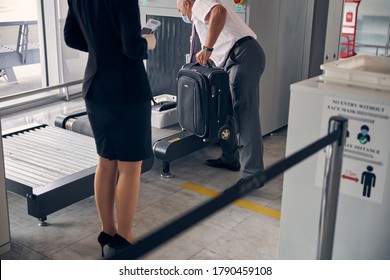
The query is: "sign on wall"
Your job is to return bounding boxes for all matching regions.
[316,96,390,204]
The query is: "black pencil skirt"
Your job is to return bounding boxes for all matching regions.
[85,99,152,162]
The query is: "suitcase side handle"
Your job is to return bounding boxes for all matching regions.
[212,86,222,123]
[192,60,217,68]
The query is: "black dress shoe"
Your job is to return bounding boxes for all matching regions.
[205,158,241,171]
[237,177,264,189]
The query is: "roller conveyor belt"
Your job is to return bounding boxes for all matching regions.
[2,124,98,224]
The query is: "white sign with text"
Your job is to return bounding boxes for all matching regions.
[316,97,390,204]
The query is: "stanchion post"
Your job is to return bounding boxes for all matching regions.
[317,116,348,260]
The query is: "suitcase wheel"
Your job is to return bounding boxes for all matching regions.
[218,127,231,140]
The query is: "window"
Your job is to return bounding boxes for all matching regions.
[355,0,390,56]
[0,0,42,97]
[0,0,84,113]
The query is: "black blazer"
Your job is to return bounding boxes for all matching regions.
[64,0,152,103]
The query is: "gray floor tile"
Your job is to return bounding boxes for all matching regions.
[206,214,280,260]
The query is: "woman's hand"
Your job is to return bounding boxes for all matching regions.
[142,34,156,50]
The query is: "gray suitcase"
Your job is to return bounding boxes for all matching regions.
[176,63,235,141]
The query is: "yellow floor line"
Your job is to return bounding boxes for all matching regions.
[181,182,281,220]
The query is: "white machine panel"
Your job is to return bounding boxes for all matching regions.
[279,77,390,259]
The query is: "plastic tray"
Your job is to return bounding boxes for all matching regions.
[319,55,390,91]
[151,94,178,128]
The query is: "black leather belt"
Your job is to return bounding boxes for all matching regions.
[233,36,254,48]
[223,36,255,66]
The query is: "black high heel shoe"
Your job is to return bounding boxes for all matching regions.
[97,232,114,257]
[110,234,135,259]
[112,234,133,249]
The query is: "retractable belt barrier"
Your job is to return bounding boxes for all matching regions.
[111,116,348,260]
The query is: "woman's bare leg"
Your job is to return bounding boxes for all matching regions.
[116,160,142,244]
[94,156,118,236]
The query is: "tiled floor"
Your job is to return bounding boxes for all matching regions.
[0,97,287,260]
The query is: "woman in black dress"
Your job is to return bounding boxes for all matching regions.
[64,0,156,256]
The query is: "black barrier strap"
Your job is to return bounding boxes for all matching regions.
[111,129,341,260]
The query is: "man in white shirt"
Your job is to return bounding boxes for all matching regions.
[177,0,266,182]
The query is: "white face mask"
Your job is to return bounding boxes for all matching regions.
[180,1,191,24]
[181,13,191,24]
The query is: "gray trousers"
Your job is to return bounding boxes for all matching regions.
[220,38,266,178]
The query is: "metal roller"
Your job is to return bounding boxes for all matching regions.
[2,124,97,190]
[2,124,98,223]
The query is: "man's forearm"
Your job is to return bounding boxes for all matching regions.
[204,5,226,48]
